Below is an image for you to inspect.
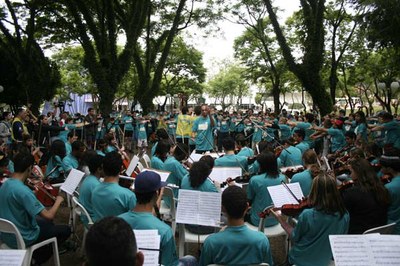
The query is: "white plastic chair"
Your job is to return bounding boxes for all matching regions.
[142,153,151,168]
[159,187,177,235]
[244,206,286,237]
[363,222,397,235]
[72,196,94,255]
[178,224,215,258]
[136,161,145,172]
[0,218,60,266]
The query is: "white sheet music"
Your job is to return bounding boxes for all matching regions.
[330,234,400,266]
[134,230,161,266]
[267,183,304,208]
[141,168,171,182]
[188,152,203,163]
[209,167,242,183]
[176,189,221,227]
[60,168,85,195]
[126,155,140,176]
[0,250,26,266]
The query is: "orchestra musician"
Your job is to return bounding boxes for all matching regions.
[340,158,390,234]
[235,133,254,158]
[199,186,273,266]
[277,138,302,167]
[91,151,137,222]
[45,140,68,183]
[62,140,86,173]
[290,149,320,197]
[379,154,400,234]
[151,139,171,170]
[0,152,71,265]
[293,129,309,155]
[271,171,349,266]
[215,137,248,173]
[247,151,287,228]
[78,151,104,227]
[191,104,215,154]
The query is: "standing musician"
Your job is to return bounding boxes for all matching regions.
[379,154,400,234]
[199,186,273,266]
[370,112,400,151]
[290,149,320,197]
[0,152,71,265]
[271,172,349,266]
[176,106,196,149]
[293,129,310,155]
[247,151,287,228]
[216,111,230,152]
[84,107,98,149]
[191,104,215,154]
[91,151,137,222]
[341,158,390,234]
[215,137,248,173]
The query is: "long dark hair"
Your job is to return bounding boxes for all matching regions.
[257,151,279,178]
[189,161,211,188]
[349,158,390,206]
[309,172,347,217]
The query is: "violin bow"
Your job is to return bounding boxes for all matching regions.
[281,180,301,204]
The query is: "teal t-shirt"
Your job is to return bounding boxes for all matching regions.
[65,142,72,155]
[192,116,214,151]
[151,156,165,170]
[278,146,302,167]
[214,154,248,173]
[327,127,346,152]
[289,208,349,266]
[199,225,274,266]
[91,182,136,222]
[119,211,179,266]
[355,122,368,142]
[295,141,310,155]
[383,120,400,149]
[0,178,45,248]
[62,153,79,172]
[163,156,188,207]
[180,174,218,192]
[279,124,292,141]
[385,175,400,234]
[290,169,312,197]
[78,174,100,227]
[237,147,254,158]
[123,115,134,131]
[247,173,286,227]
[46,155,67,180]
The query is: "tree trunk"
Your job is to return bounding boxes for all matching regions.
[272,82,280,114]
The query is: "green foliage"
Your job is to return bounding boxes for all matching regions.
[206,63,249,110]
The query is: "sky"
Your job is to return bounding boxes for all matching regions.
[191,1,301,77]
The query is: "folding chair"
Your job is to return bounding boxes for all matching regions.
[0,218,60,266]
[142,153,151,168]
[159,186,177,235]
[71,196,94,255]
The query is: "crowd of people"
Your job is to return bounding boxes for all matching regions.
[0,103,399,266]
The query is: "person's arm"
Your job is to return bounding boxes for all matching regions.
[270,209,294,235]
[312,125,328,133]
[40,195,65,220]
[370,124,385,132]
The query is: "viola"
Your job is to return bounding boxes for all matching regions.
[258,198,311,218]
[274,146,284,157]
[280,165,304,179]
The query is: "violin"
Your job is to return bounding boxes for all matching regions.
[381,174,393,184]
[274,146,284,157]
[280,165,304,179]
[258,198,311,218]
[337,180,355,191]
[26,178,58,207]
[220,173,253,188]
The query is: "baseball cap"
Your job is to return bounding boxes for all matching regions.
[135,171,167,193]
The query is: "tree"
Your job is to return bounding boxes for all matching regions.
[206,63,250,110]
[0,0,60,114]
[159,36,206,109]
[263,0,332,115]
[132,0,224,113]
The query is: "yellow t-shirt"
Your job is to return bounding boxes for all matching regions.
[176,114,195,138]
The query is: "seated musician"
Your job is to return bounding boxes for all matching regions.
[79,151,103,227]
[271,171,349,266]
[235,133,254,157]
[91,151,136,222]
[215,137,248,172]
[95,139,107,156]
[248,151,286,227]
[293,129,310,155]
[278,138,302,167]
[104,133,117,153]
[291,149,319,196]
[62,140,86,173]
[380,153,400,234]
[119,171,196,266]
[85,217,144,266]
[0,152,71,264]
[45,139,68,183]
[65,131,78,155]
[151,139,171,170]
[341,158,390,234]
[329,131,356,160]
[163,143,189,207]
[151,128,170,157]
[199,186,273,266]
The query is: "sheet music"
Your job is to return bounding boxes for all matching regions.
[209,167,242,183]
[176,189,221,227]
[134,230,161,266]
[188,152,203,163]
[141,168,171,182]
[0,250,26,266]
[126,155,140,176]
[60,168,85,195]
[267,183,304,208]
[330,234,400,266]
